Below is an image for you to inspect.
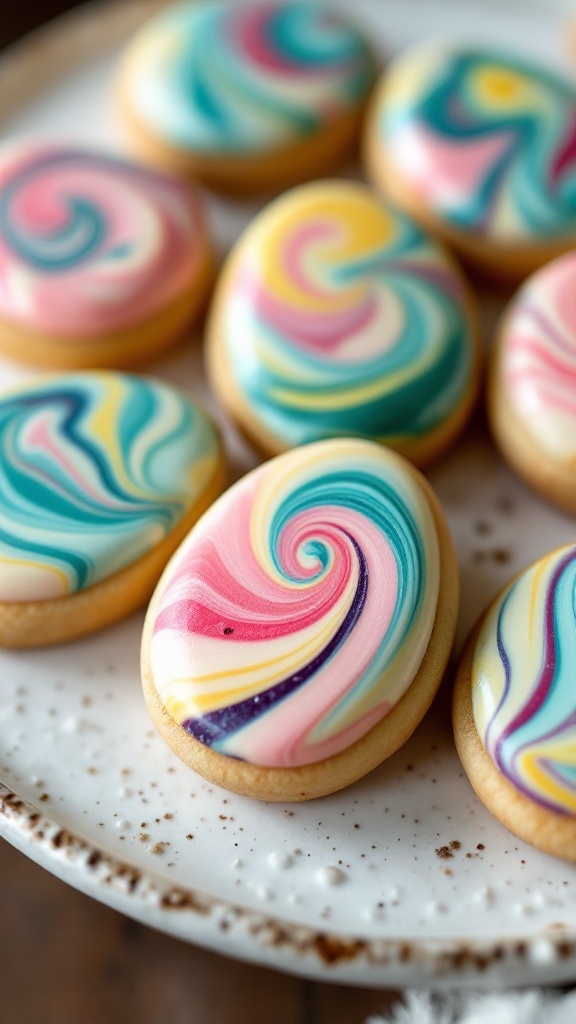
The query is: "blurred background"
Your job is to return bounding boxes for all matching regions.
[2,0,80,48]
[0,2,396,1022]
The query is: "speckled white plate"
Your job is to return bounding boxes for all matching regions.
[1,0,576,990]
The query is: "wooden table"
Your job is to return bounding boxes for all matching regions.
[0,840,397,1024]
[0,3,398,1020]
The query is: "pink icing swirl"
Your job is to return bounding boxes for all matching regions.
[0,143,208,337]
[502,252,576,460]
[149,440,439,768]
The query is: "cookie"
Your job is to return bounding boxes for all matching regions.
[116,0,376,194]
[488,251,576,512]
[0,372,225,648]
[364,45,576,280]
[0,142,213,369]
[453,545,576,861]
[207,180,480,466]
[142,438,458,802]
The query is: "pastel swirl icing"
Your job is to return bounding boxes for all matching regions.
[378,46,576,241]
[218,181,475,448]
[500,252,576,463]
[472,545,576,815]
[121,0,374,153]
[0,143,207,336]
[0,373,220,603]
[150,439,440,768]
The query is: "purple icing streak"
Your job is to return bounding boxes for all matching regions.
[182,534,368,752]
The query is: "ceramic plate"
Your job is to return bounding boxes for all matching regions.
[1,0,576,990]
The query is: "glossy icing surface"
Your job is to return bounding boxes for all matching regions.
[472,544,576,815]
[0,373,220,603]
[121,0,374,153]
[217,181,475,449]
[500,251,576,463]
[0,143,207,336]
[376,46,576,242]
[150,438,440,768]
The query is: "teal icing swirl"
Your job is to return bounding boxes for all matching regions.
[0,151,106,272]
[0,373,220,600]
[150,439,440,767]
[472,544,576,814]
[221,191,475,449]
[382,48,576,238]
[123,0,375,152]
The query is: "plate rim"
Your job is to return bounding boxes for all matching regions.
[3,778,576,987]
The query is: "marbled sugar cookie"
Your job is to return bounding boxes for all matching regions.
[364,46,576,279]
[0,373,225,648]
[489,252,576,512]
[207,180,480,465]
[0,142,213,368]
[142,439,458,801]
[454,545,576,861]
[117,0,376,193]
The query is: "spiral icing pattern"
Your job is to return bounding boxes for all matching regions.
[376,46,576,241]
[472,545,576,815]
[150,439,440,768]
[0,373,220,603]
[120,0,374,153]
[217,181,475,449]
[0,143,207,336]
[500,252,576,463]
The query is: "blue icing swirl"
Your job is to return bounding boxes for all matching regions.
[0,372,220,601]
[122,0,375,152]
[380,47,576,238]
[149,439,441,767]
[472,544,576,815]
[217,182,475,451]
[0,160,105,272]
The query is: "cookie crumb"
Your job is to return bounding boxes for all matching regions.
[435,845,452,860]
[492,548,510,564]
[149,841,169,855]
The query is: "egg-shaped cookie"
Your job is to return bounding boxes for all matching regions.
[207,180,480,466]
[0,372,225,648]
[0,142,213,369]
[365,45,576,280]
[116,0,376,194]
[489,251,576,512]
[454,544,576,861]
[142,438,458,801]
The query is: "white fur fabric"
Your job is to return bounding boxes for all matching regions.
[368,989,576,1024]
